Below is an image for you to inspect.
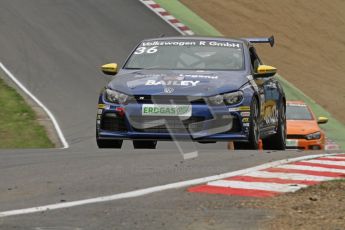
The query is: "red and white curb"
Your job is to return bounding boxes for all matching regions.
[139,0,194,36]
[188,154,345,197]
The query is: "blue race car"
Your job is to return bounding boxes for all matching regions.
[96,36,286,150]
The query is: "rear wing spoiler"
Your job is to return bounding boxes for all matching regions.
[242,35,275,47]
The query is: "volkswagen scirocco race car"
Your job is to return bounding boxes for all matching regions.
[96,36,286,150]
[286,101,328,150]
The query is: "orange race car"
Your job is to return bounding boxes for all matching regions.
[286,101,328,150]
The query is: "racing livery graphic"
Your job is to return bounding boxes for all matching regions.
[96,36,286,149]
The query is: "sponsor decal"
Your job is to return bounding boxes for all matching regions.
[242,117,250,123]
[229,107,240,112]
[229,106,250,112]
[142,104,192,117]
[96,120,101,125]
[163,76,184,81]
[98,104,109,109]
[239,106,250,111]
[97,109,103,115]
[97,114,102,119]
[263,102,278,124]
[241,112,250,117]
[243,123,250,127]
[180,74,218,80]
[141,40,241,48]
[142,41,198,47]
[145,80,200,87]
[134,74,167,78]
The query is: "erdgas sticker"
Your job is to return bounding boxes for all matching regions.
[142,104,192,117]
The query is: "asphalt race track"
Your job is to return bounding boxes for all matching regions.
[0,1,329,229]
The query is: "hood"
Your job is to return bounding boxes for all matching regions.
[287,120,320,135]
[107,70,248,96]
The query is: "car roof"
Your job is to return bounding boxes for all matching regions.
[142,36,250,46]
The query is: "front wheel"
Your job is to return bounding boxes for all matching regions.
[262,101,286,150]
[133,140,157,149]
[234,98,260,150]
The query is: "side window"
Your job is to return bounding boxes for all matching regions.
[249,47,261,72]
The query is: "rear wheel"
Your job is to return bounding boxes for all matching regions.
[97,139,123,149]
[262,101,286,150]
[133,140,157,149]
[234,98,260,150]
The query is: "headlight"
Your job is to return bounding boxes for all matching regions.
[208,95,224,105]
[306,132,321,140]
[223,91,243,105]
[105,89,131,104]
[208,91,243,105]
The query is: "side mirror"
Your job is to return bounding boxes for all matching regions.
[101,63,118,75]
[254,65,277,78]
[317,116,328,124]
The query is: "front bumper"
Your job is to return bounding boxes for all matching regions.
[96,102,251,142]
[286,138,325,150]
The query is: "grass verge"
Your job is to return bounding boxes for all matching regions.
[0,76,54,148]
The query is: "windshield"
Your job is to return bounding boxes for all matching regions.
[286,104,313,120]
[124,40,244,71]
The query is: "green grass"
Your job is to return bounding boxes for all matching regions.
[0,77,54,148]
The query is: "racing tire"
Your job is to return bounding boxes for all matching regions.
[234,98,260,150]
[97,139,123,149]
[133,140,157,149]
[262,101,286,150]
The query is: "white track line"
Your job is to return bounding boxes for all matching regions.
[306,159,345,166]
[208,180,307,193]
[244,171,335,181]
[0,62,69,149]
[0,153,342,218]
[322,156,345,159]
[277,164,345,174]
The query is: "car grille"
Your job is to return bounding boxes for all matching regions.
[130,116,241,134]
[100,113,127,131]
[287,134,306,139]
[131,95,205,105]
[130,116,205,133]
